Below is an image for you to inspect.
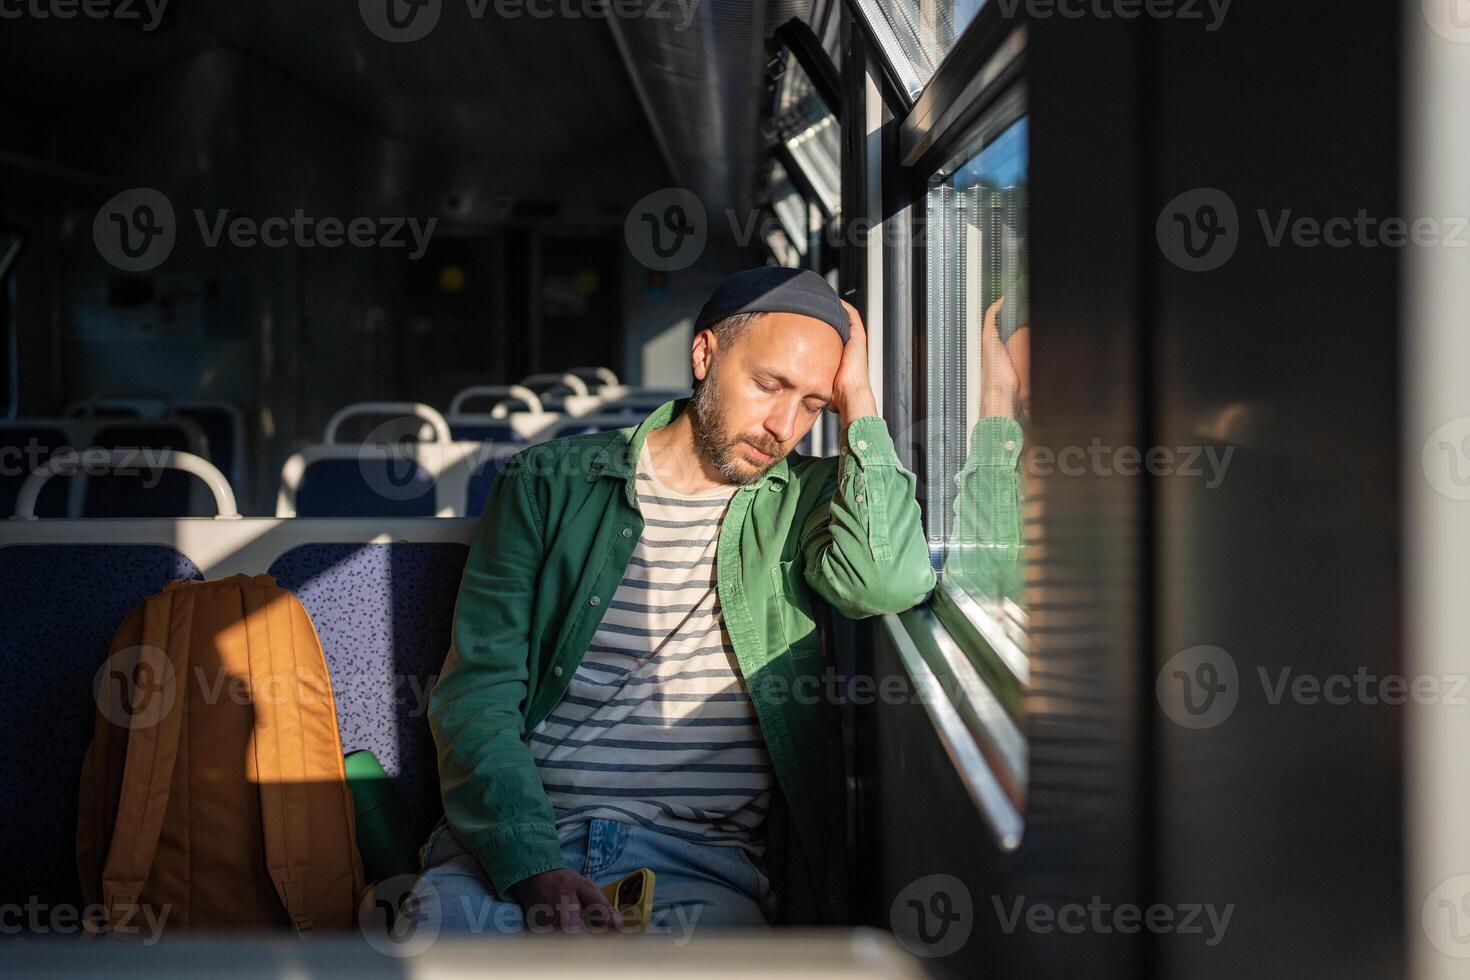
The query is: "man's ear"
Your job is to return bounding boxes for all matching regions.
[691,329,717,383]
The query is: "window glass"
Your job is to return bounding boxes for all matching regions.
[854,0,988,100]
[813,0,845,72]
[768,161,809,256]
[926,111,1029,651]
[774,57,842,218]
[763,223,802,269]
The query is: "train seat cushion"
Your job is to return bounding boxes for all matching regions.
[269,542,470,844]
[0,544,203,908]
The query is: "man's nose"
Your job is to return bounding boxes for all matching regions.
[764,403,800,445]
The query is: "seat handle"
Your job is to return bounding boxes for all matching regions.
[11,449,239,520]
[322,402,452,446]
[448,385,545,417]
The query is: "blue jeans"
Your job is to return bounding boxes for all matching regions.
[404,818,779,938]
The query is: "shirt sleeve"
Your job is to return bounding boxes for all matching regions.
[799,415,937,618]
[428,451,566,896]
[942,416,1025,604]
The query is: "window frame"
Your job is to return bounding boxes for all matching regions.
[837,3,1033,848]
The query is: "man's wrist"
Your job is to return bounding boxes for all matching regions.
[838,390,879,429]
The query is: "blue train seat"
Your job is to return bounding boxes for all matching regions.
[0,517,476,910]
[464,444,519,517]
[0,423,70,517]
[278,403,481,517]
[270,539,470,843]
[2,416,213,518]
[0,543,204,908]
[66,396,247,503]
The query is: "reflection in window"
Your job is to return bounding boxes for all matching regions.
[769,161,809,257]
[927,112,1028,647]
[853,0,988,100]
[774,57,841,218]
[764,223,802,269]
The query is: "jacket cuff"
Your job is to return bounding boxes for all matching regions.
[467,821,566,897]
[968,417,1024,467]
[839,415,899,467]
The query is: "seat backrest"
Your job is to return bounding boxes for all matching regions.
[542,413,639,440]
[64,396,246,499]
[270,541,470,844]
[1,416,214,517]
[277,442,482,517]
[177,401,246,494]
[294,456,440,517]
[464,444,520,517]
[0,517,476,912]
[0,543,204,908]
[85,421,211,517]
[0,424,70,517]
[447,420,524,443]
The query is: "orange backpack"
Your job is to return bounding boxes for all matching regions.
[77,574,365,937]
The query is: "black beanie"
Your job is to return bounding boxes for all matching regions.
[693,267,850,343]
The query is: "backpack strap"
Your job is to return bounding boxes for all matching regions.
[99,585,194,934]
[241,580,315,935]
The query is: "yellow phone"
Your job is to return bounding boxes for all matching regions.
[600,868,655,932]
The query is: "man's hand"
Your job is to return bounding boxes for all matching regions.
[980,296,1020,419]
[509,868,622,934]
[831,299,879,428]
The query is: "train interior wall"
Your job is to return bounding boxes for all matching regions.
[0,12,759,513]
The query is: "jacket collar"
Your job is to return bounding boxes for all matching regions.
[586,397,791,507]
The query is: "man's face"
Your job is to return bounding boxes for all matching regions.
[688,312,844,485]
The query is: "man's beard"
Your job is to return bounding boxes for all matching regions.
[688,367,783,486]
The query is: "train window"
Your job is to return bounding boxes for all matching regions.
[926,107,1029,675]
[852,0,988,100]
[775,57,842,218]
[811,0,846,70]
[764,223,803,269]
[769,161,810,258]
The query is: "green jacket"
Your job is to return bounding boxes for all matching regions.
[943,416,1026,606]
[429,398,936,924]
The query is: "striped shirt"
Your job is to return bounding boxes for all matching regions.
[529,442,774,850]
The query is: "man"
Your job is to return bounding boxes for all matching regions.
[944,291,1028,608]
[407,267,936,936]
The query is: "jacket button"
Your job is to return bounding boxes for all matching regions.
[589,595,601,606]
[553,665,564,677]
[856,440,869,451]
[621,527,633,538]
[855,493,865,504]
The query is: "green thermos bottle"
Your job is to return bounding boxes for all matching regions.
[344,750,421,883]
